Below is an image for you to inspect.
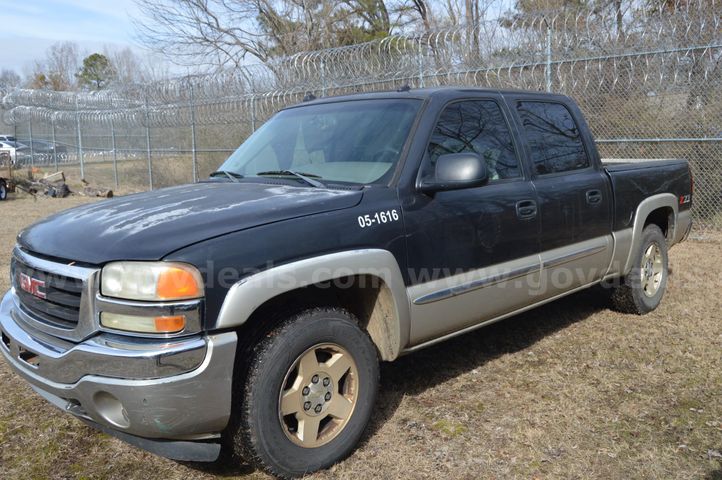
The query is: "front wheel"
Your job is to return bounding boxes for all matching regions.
[0,180,7,201]
[230,308,379,478]
[611,224,669,314]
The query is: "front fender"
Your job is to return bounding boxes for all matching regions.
[215,249,411,360]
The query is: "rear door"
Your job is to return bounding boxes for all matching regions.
[508,96,613,297]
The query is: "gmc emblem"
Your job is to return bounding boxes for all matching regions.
[19,272,46,299]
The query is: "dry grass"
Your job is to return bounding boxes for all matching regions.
[0,193,720,480]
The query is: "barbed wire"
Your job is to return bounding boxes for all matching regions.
[0,0,720,233]
[2,0,719,128]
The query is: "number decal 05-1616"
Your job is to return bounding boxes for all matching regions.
[357,209,400,228]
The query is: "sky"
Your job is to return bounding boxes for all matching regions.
[0,0,154,74]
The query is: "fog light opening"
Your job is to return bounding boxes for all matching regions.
[18,347,40,367]
[93,391,130,429]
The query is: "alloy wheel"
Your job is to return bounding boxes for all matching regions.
[278,343,359,448]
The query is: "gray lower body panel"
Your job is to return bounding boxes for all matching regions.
[407,236,613,345]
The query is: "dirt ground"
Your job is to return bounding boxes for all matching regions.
[0,193,720,480]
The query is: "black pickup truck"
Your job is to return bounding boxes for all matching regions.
[1,88,692,478]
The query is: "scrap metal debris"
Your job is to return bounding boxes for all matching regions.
[14,171,113,199]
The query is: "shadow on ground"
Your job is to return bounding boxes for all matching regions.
[361,285,613,447]
[188,286,612,477]
[707,468,722,480]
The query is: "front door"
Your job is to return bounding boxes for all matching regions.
[403,98,541,345]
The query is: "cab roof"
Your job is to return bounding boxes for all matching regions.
[284,86,569,109]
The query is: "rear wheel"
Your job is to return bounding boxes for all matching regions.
[611,224,669,314]
[0,180,7,201]
[230,308,379,478]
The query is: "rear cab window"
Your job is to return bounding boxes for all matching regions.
[516,101,589,175]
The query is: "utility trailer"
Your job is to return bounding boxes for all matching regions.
[0,151,15,200]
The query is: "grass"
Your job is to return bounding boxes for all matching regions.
[0,193,720,479]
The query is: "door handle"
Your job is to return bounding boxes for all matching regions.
[586,189,603,205]
[516,200,537,220]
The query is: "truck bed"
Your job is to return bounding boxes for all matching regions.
[603,158,691,231]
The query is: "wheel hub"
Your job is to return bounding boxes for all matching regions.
[301,373,334,416]
[641,243,663,297]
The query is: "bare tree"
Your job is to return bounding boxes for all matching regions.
[105,47,152,84]
[28,41,81,91]
[0,69,22,89]
[133,0,425,70]
[406,0,499,29]
[46,41,80,90]
[133,0,270,69]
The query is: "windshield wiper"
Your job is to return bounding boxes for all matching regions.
[209,170,244,182]
[256,170,326,188]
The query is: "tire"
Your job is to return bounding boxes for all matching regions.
[230,307,379,478]
[0,180,7,201]
[611,224,669,314]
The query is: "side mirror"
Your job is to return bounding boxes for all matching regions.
[419,153,489,193]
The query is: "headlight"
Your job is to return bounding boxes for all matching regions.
[101,262,204,301]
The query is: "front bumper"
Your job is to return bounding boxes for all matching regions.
[0,289,237,458]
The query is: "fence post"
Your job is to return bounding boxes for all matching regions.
[321,60,327,97]
[110,117,118,188]
[251,97,256,132]
[188,81,198,183]
[545,21,553,93]
[28,118,35,169]
[418,39,425,88]
[75,95,84,179]
[51,116,58,172]
[144,95,153,190]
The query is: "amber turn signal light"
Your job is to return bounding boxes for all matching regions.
[100,312,187,334]
[153,315,186,333]
[157,267,202,300]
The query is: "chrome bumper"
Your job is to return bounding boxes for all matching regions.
[0,289,237,444]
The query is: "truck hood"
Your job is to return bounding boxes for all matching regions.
[18,182,363,264]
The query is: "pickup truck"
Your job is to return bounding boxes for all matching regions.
[0,88,693,478]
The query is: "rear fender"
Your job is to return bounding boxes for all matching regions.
[623,193,679,274]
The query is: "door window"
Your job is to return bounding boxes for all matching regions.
[422,100,521,182]
[516,101,589,175]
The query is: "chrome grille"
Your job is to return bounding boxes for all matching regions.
[10,247,99,342]
[12,258,83,329]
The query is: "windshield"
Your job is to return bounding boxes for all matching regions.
[218,99,421,185]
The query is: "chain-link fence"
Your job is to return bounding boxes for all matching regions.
[1,0,720,235]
